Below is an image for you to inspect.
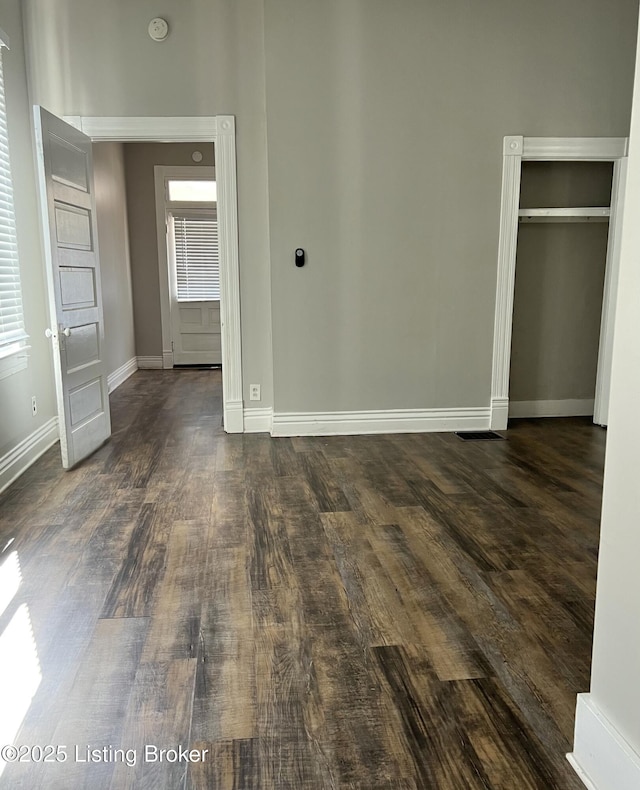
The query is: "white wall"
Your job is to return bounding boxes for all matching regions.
[93,143,136,377]
[23,0,274,409]
[570,12,640,787]
[0,0,57,485]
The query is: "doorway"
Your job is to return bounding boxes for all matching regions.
[490,136,628,430]
[509,161,613,420]
[65,115,244,433]
[154,165,221,367]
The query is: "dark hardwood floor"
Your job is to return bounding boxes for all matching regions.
[0,370,603,789]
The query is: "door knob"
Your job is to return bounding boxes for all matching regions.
[61,327,71,337]
[45,328,55,338]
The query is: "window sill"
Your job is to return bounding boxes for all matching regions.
[0,344,30,382]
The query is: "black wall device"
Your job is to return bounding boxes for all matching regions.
[295,248,305,267]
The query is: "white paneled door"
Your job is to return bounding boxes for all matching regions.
[167,209,222,365]
[34,107,111,469]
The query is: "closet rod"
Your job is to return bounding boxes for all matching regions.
[518,207,610,223]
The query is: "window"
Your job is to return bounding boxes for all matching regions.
[0,33,28,379]
[167,179,217,202]
[171,213,220,301]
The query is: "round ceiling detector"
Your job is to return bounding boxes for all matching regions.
[148,18,169,42]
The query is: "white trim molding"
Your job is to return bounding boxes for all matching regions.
[244,407,273,433]
[67,114,244,433]
[65,116,221,143]
[491,137,523,429]
[509,399,594,419]
[491,136,629,430]
[107,357,138,394]
[594,158,628,426]
[271,407,490,437]
[523,137,628,161]
[0,417,59,495]
[137,356,163,369]
[568,694,640,790]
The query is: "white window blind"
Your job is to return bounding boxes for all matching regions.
[172,214,220,301]
[0,42,28,358]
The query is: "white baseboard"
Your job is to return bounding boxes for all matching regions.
[509,398,594,418]
[136,356,164,370]
[568,693,640,790]
[162,350,173,369]
[243,407,273,433]
[271,406,490,437]
[107,357,138,393]
[0,417,59,495]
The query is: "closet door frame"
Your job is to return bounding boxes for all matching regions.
[490,136,629,430]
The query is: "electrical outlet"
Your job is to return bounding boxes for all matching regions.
[31,396,37,416]
[249,384,261,401]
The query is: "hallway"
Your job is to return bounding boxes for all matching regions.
[0,370,602,788]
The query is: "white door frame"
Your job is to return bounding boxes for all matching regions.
[64,115,244,433]
[490,135,629,430]
[153,164,217,367]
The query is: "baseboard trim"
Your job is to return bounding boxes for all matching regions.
[509,398,594,418]
[136,356,164,370]
[0,417,59,495]
[568,694,640,790]
[162,350,173,369]
[243,407,273,433]
[107,357,138,393]
[271,406,490,437]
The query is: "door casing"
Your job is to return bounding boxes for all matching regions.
[63,115,244,433]
[490,135,629,430]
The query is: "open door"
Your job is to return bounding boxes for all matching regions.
[33,107,111,469]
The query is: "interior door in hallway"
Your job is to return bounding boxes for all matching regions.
[168,211,221,365]
[34,107,111,468]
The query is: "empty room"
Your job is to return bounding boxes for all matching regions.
[1,1,640,788]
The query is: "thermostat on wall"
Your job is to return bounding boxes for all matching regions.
[148,18,169,42]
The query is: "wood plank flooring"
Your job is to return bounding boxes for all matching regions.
[0,370,604,789]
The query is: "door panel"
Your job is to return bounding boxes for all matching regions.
[34,107,111,469]
[55,205,93,247]
[49,133,90,190]
[171,300,221,364]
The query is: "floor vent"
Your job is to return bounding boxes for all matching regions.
[455,431,505,442]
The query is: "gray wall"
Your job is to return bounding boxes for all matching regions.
[17,0,640,421]
[122,143,214,358]
[0,0,56,461]
[264,0,638,413]
[23,0,274,408]
[93,142,136,377]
